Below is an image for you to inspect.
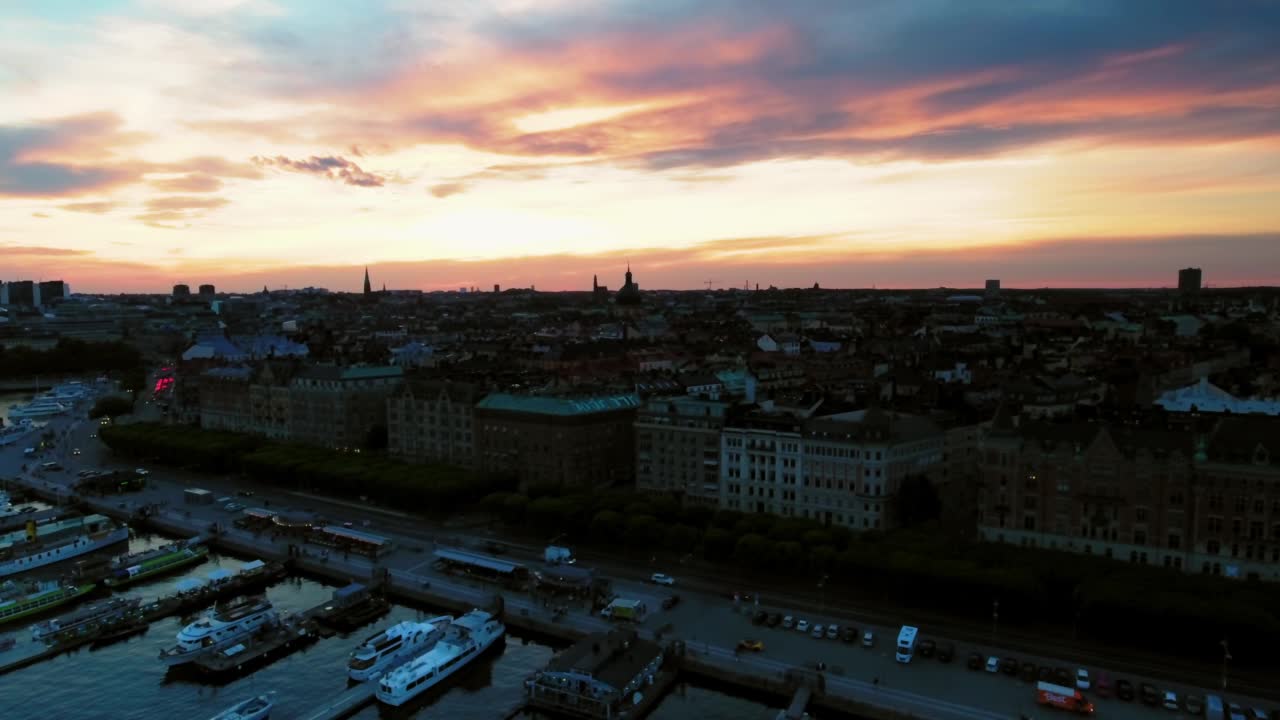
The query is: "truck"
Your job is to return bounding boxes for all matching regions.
[1036,681,1095,714]
[544,545,575,565]
[600,598,645,622]
[895,625,919,663]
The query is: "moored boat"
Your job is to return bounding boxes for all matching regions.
[0,580,97,627]
[0,514,130,578]
[375,609,505,707]
[206,693,274,720]
[348,616,453,682]
[159,595,279,666]
[104,540,208,587]
[31,595,142,642]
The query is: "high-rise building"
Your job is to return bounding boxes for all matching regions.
[198,284,216,297]
[1178,267,1202,294]
[1,280,36,307]
[173,284,191,297]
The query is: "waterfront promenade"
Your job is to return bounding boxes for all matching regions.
[3,410,1276,719]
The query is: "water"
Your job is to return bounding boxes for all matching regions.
[0,533,782,719]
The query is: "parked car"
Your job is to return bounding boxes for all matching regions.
[936,642,954,663]
[840,626,858,643]
[796,620,810,633]
[223,502,244,512]
[1076,668,1091,690]
[782,615,795,629]
[1116,678,1135,702]
[985,656,1000,673]
[134,467,149,476]
[236,490,255,497]
[825,624,839,640]
[1250,710,1272,720]
[811,624,825,639]
[72,448,81,456]
[861,630,875,648]
[967,652,983,670]
[1020,662,1037,682]
[751,610,768,625]
[918,639,935,658]
[999,658,1018,676]
[1140,682,1160,706]
[1182,695,1203,715]
[767,613,782,627]
[737,639,764,652]
[650,573,675,586]
[1095,672,1113,698]
[1229,703,1248,720]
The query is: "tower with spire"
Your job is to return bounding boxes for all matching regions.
[363,267,372,296]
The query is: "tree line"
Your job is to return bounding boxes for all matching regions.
[0,339,146,392]
[99,422,513,514]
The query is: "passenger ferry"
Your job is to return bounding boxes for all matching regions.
[159,596,279,666]
[0,580,96,627]
[31,596,142,642]
[7,399,69,420]
[104,540,209,588]
[0,515,130,578]
[376,609,505,707]
[348,616,453,682]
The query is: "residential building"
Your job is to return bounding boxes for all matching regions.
[288,365,404,449]
[1178,267,1202,295]
[635,395,729,505]
[387,378,478,467]
[475,392,640,488]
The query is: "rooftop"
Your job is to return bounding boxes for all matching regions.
[476,392,640,416]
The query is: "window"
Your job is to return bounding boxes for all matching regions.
[1134,507,1148,522]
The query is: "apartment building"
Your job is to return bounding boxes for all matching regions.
[474,393,639,488]
[386,378,478,468]
[635,395,730,505]
[288,365,404,449]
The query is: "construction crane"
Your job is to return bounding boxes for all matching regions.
[705,279,719,290]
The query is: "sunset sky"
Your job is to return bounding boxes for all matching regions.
[2,0,1278,292]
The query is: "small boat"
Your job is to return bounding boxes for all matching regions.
[31,596,142,642]
[159,596,278,666]
[0,581,97,627]
[376,609,505,707]
[347,616,452,682]
[206,693,273,720]
[104,541,208,587]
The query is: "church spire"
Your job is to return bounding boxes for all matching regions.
[363,267,372,295]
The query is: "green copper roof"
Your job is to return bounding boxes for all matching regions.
[477,392,640,416]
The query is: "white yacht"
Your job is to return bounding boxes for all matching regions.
[0,419,34,447]
[376,609,504,707]
[348,616,453,682]
[206,693,273,720]
[159,596,278,666]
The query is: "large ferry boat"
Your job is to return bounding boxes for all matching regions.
[7,398,69,420]
[104,539,208,588]
[0,580,96,627]
[159,595,279,666]
[0,515,130,578]
[31,595,142,642]
[375,609,505,707]
[206,693,274,720]
[348,616,453,682]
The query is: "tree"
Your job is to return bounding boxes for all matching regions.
[89,395,134,419]
[895,474,941,527]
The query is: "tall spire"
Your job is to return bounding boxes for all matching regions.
[593,274,598,291]
[363,267,372,295]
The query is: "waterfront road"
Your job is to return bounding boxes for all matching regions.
[4,408,1278,719]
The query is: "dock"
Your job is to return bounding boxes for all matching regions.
[191,620,319,676]
[296,684,377,720]
[0,634,97,677]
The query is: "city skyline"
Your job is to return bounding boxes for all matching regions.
[3,1,1279,292]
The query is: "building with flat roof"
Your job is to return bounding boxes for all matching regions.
[386,378,478,467]
[526,628,665,720]
[636,395,729,505]
[475,392,639,488]
[1178,267,1202,295]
